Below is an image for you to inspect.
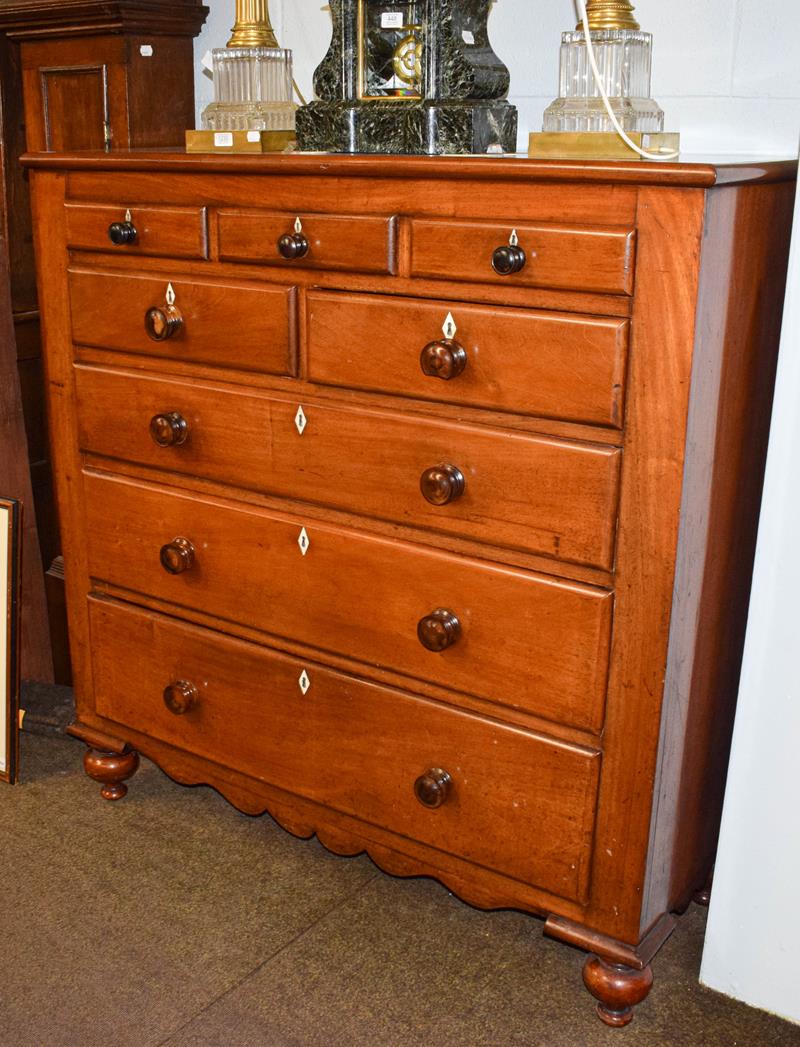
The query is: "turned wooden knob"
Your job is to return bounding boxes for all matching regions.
[414,767,452,808]
[159,536,195,575]
[163,679,199,715]
[417,608,461,651]
[420,464,465,505]
[145,303,183,341]
[419,339,467,380]
[491,243,526,276]
[277,231,309,260]
[108,220,137,245]
[149,411,188,447]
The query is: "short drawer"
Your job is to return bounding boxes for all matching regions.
[410,218,636,295]
[75,366,621,570]
[217,209,398,274]
[89,598,600,903]
[307,291,629,428]
[83,472,613,733]
[65,202,207,259]
[69,270,297,377]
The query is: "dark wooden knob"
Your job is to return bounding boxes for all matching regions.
[163,679,199,715]
[277,232,309,260]
[145,303,183,341]
[491,243,526,275]
[417,608,461,651]
[159,536,195,575]
[108,220,137,245]
[414,768,452,809]
[420,464,465,505]
[149,411,188,447]
[419,339,467,380]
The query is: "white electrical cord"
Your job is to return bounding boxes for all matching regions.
[575,0,679,160]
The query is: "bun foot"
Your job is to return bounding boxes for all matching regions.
[83,747,140,801]
[693,868,714,906]
[583,955,653,1027]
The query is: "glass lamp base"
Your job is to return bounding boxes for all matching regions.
[542,95,664,133]
[201,101,296,132]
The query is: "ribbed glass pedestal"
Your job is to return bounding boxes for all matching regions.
[201,47,296,131]
[543,29,663,133]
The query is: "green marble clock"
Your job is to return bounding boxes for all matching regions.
[296,0,518,154]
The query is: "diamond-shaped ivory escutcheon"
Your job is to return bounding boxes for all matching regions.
[294,405,307,435]
[509,229,519,246]
[298,669,310,695]
[297,527,310,555]
[442,312,457,339]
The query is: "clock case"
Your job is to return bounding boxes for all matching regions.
[296,0,517,154]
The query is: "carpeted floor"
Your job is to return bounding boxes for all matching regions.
[1,726,799,1047]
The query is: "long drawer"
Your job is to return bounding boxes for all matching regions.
[69,269,297,376]
[82,472,613,733]
[88,597,600,903]
[75,365,621,570]
[307,291,629,428]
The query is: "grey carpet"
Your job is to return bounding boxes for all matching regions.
[0,731,798,1047]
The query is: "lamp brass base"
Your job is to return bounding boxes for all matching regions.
[185,129,296,153]
[529,131,680,161]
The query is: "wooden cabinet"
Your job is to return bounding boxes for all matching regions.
[26,151,795,1025]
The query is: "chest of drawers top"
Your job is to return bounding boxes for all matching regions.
[26,149,795,1025]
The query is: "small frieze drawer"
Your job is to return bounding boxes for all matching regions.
[65,202,208,259]
[307,290,629,428]
[410,218,636,295]
[83,471,614,734]
[216,209,398,274]
[88,597,600,903]
[69,269,297,377]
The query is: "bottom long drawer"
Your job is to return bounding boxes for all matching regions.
[88,597,600,904]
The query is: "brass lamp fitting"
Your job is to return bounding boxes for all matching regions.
[227,0,278,47]
[576,0,641,31]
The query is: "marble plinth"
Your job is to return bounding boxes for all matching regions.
[296,99,517,155]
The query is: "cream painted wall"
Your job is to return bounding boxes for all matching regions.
[699,168,800,1025]
[194,0,800,154]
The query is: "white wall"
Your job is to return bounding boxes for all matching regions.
[194,0,800,155]
[699,170,800,1024]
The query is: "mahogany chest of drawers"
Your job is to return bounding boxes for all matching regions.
[26,151,795,1025]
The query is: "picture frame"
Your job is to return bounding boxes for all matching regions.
[0,497,21,784]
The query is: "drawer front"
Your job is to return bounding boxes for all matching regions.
[89,598,600,902]
[307,291,629,428]
[410,218,636,295]
[75,366,621,569]
[70,270,297,377]
[83,473,613,732]
[65,202,207,259]
[217,209,398,274]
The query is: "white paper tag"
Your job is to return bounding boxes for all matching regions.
[381,11,404,28]
[139,44,154,57]
[246,130,260,142]
[214,132,234,148]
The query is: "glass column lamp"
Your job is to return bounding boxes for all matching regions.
[200,0,296,132]
[542,0,664,132]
